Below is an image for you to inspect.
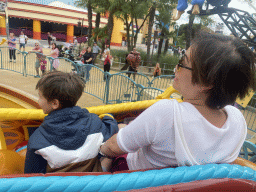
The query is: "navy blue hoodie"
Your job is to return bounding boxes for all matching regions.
[24,106,118,173]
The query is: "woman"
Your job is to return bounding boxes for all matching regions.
[100,32,256,171]
[83,47,93,82]
[8,33,17,63]
[153,63,161,77]
[49,43,59,71]
[80,47,87,61]
[103,51,112,81]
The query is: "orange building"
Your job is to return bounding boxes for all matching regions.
[0,0,108,42]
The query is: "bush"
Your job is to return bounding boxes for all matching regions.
[110,48,179,74]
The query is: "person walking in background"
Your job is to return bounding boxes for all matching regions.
[73,37,78,48]
[83,47,93,82]
[49,43,59,71]
[8,33,17,63]
[29,42,43,78]
[126,48,141,79]
[153,63,161,78]
[18,30,28,53]
[102,44,111,65]
[47,32,52,48]
[104,51,112,81]
[51,35,56,44]
[92,42,101,64]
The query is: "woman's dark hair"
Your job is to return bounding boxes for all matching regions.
[36,71,85,109]
[190,32,256,109]
[52,43,57,49]
[86,46,91,52]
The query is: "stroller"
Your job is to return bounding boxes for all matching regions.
[71,60,86,83]
[64,46,75,61]
[56,45,65,57]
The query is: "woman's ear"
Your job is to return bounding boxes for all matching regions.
[50,99,60,110]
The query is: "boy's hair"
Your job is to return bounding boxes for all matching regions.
[190,32,256,109]
[36,71,85,108]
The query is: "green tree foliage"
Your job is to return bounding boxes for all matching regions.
[114,0,149,52]
[176,14,215,49]
[155,2,176,57]
[145,0,178,66]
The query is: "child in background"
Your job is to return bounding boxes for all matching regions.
[24,71,119,174]
[153,63,161,78]
[40,56,47,75]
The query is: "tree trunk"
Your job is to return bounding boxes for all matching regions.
[164,38,169,54]
[157,32,164,58]
[125,14,132,52]
[87,1,93,42]
[186,14,195,50]
[146,4,156,66]
[95,12,101,28]
[133,16,138,48]
[131,19,134,49]
[106,11,114,47]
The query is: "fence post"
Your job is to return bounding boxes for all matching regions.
[119,57,121,70]
[23,52,27,77]
[163,63,166,75]
[104,73,111,104]
[50,57,53,72]
[136,84,144,101]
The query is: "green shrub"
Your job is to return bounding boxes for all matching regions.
[110,48,179,73]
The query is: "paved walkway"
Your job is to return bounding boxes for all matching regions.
[0,69,105,108]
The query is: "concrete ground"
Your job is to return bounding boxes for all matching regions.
[0,69,105,108]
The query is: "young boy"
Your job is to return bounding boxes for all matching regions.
[24,71,119,173]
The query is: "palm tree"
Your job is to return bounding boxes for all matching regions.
[75,0,93,41]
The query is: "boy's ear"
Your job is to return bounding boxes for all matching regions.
[50,99,60,110]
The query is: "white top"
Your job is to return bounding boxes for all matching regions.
[117,99,247,170]
[19,35,27,44]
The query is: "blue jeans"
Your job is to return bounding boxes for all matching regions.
[177,0,205,11]
[85,64,92,81]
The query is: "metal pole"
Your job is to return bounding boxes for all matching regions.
[5,0,9,39]
[175,25,179,46]
[79,19,83,56]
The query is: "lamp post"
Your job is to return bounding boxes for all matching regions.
[174,25,179,47]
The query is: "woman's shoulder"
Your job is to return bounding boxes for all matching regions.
[224,105,244,119]
[151,99,178,111]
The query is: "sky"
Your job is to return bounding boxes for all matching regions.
[176,0,256,34]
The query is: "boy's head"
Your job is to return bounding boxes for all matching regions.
[36,71,85,114]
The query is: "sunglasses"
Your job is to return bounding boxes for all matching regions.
[173,56,192,73]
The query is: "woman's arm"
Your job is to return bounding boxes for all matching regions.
[100,134,126,157]
[101,100,170,158]
[11,39,16,44]
[86,58,93,62]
